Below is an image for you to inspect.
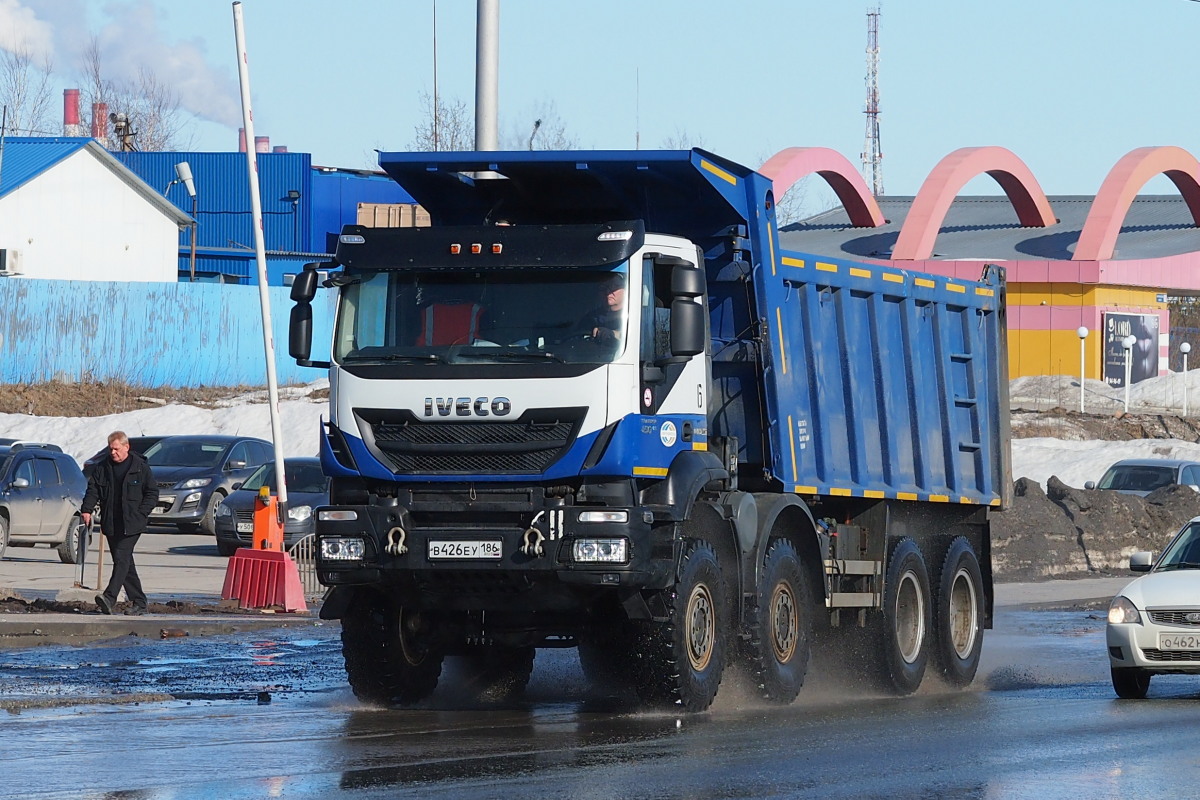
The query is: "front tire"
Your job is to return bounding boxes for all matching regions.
[746,539,812,704]
[636,539,728,711]
[458,644,535,702]
[198,492,224,537]
[877,538,932,695]
[56,517,86,564]
[934,537,985,686]
[341,593,445,706]
[1111,667,1151,699]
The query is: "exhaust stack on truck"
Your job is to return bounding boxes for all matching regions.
[289,148,1011,711]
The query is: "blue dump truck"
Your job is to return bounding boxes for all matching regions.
[289,149,1012,711]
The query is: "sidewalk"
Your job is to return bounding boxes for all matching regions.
[0,529,320,647]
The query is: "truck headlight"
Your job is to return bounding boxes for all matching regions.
[578,510,628,523]
[573,538,628,563]
[320,536,366,561]
[287,505,312,522]
[1108,595,1141,624]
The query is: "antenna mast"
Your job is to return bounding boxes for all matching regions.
[862,5,883,196]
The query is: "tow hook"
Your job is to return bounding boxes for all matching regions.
[384,525,408,556]
[521,509,565,557]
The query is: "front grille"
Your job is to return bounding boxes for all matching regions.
[1148,611,1200,625]
[359,407,585,475]
[1143,649,1200,662]
[157,480,176,489]
[235,510,254,525]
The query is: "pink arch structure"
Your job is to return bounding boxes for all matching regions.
[759,147,885,228]
[891,146,1056,261]
[1073,146,1200,261]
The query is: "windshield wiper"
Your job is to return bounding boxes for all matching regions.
[1158,561,1200,571]
[346,353,446,364]
[487,351,567,363]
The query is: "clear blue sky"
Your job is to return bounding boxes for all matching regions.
[7,0,1200,209]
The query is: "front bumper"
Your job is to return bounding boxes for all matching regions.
[313,501,675,598]
[149,488,213,526]
[1107,618,1200,673]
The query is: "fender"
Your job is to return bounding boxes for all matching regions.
[638,449,728,519]
[318,585,357,620]
[744,493,826,602]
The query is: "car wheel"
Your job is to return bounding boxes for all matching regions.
[198,493,224,537]
[56,516,86,565]
[1111,666,1151,699]
[0,515,8,560]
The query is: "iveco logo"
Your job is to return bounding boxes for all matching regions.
[423,397,512,417]
[1187,612,1200,623]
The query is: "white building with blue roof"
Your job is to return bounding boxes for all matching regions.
[0,137,191,282]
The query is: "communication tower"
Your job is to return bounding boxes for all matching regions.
[862,6,883,196]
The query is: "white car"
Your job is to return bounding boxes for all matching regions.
[1106,516,1200,698]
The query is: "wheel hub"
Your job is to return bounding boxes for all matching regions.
[894,570,925,664]
[685,583,715,672]
[770,579,798,662]
[948,567,978,659]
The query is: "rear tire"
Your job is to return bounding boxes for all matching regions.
[341,593,445,706]
[458,644,535,702]
[746,539,812,704]
[877,538,932,695]
[1111,667,1151,699]
[635,538,728,711]
[934,537,984,686]
[0,516,8,560]
[56,517,86,564]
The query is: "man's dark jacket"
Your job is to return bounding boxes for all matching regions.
[82,451,160,537]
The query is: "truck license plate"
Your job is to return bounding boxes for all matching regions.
[1159,632,1200,650]
[236,522,254,533]
[427,540,502,560]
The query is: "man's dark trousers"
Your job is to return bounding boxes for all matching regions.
[103,533,146,609]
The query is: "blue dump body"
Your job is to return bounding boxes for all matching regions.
[377,148,1011,508]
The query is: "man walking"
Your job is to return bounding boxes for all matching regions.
[82,431,159,616]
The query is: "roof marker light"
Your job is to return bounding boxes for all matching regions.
[598,230,633,241]
[450,244,462,254]
[339,234,366,245]
[470,243,482,254]
[492,243,503,254]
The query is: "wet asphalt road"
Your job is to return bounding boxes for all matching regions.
[1,607,1198,800]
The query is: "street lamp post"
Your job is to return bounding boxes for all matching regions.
[1183,342,1193,416]
[164,161,198,281]
[1123,334,1137,413]
[1077,326,1089,413]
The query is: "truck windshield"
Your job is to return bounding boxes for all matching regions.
[333,267,629,365]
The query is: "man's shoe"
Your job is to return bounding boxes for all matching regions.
[124,606,147,617]
[94,594,113,615]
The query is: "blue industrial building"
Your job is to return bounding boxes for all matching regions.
[116,151,416,285]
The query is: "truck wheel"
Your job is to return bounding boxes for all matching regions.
[877,538,932,695]
[459,644,535,702]
[578,621,642,691]
[636,538,728,711]
[56,517,85,564]
[341,594,444,706]
[934,537,984,686]
[747,539,812,704]
[1111,667,1151,699]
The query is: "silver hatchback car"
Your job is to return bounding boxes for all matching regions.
[1107,516,1200,698]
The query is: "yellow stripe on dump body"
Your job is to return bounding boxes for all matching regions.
[849,267,871,278]
[794,485,819,494]
[883,273,905,283]
[699,159,737,185]
[816,262,838,272]
[946,283,965,293]
[781,256,806,269]
[775,307,788,374]
[915,278,935,288]
[787,415,798,482]
[975,287,995,297]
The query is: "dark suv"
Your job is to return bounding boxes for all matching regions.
[143,435,273,535]
[0,441,88,563]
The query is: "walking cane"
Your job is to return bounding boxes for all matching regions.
[73,517,92,589]
[95,520,105,592]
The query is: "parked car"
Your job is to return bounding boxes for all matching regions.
[142,435,273,535]
[1107,515,1200,698]
[213,457,328,556]
[82,435,169,479]
[0,441,88,563]
[1085,458,1200,497]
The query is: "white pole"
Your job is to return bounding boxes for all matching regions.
[1077,326,1088,413]
[1123,335,1136,413]
[232,2,288,517]
[474,0,499,151]
[1183,342,1192,417]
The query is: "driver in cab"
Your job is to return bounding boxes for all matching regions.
[581,273,626,345]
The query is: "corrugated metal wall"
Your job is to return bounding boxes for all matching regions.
[0,279,335,387]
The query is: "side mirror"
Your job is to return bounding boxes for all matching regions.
[11,477,29,489]
[290,263,322,302]
[1129,551,1154,572]
[290,302,313,361]
[1084,481,1096,490]
[226,459,247,471]
[670,262,704,298]
[670,298,705,357]
[232,482,243,490]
